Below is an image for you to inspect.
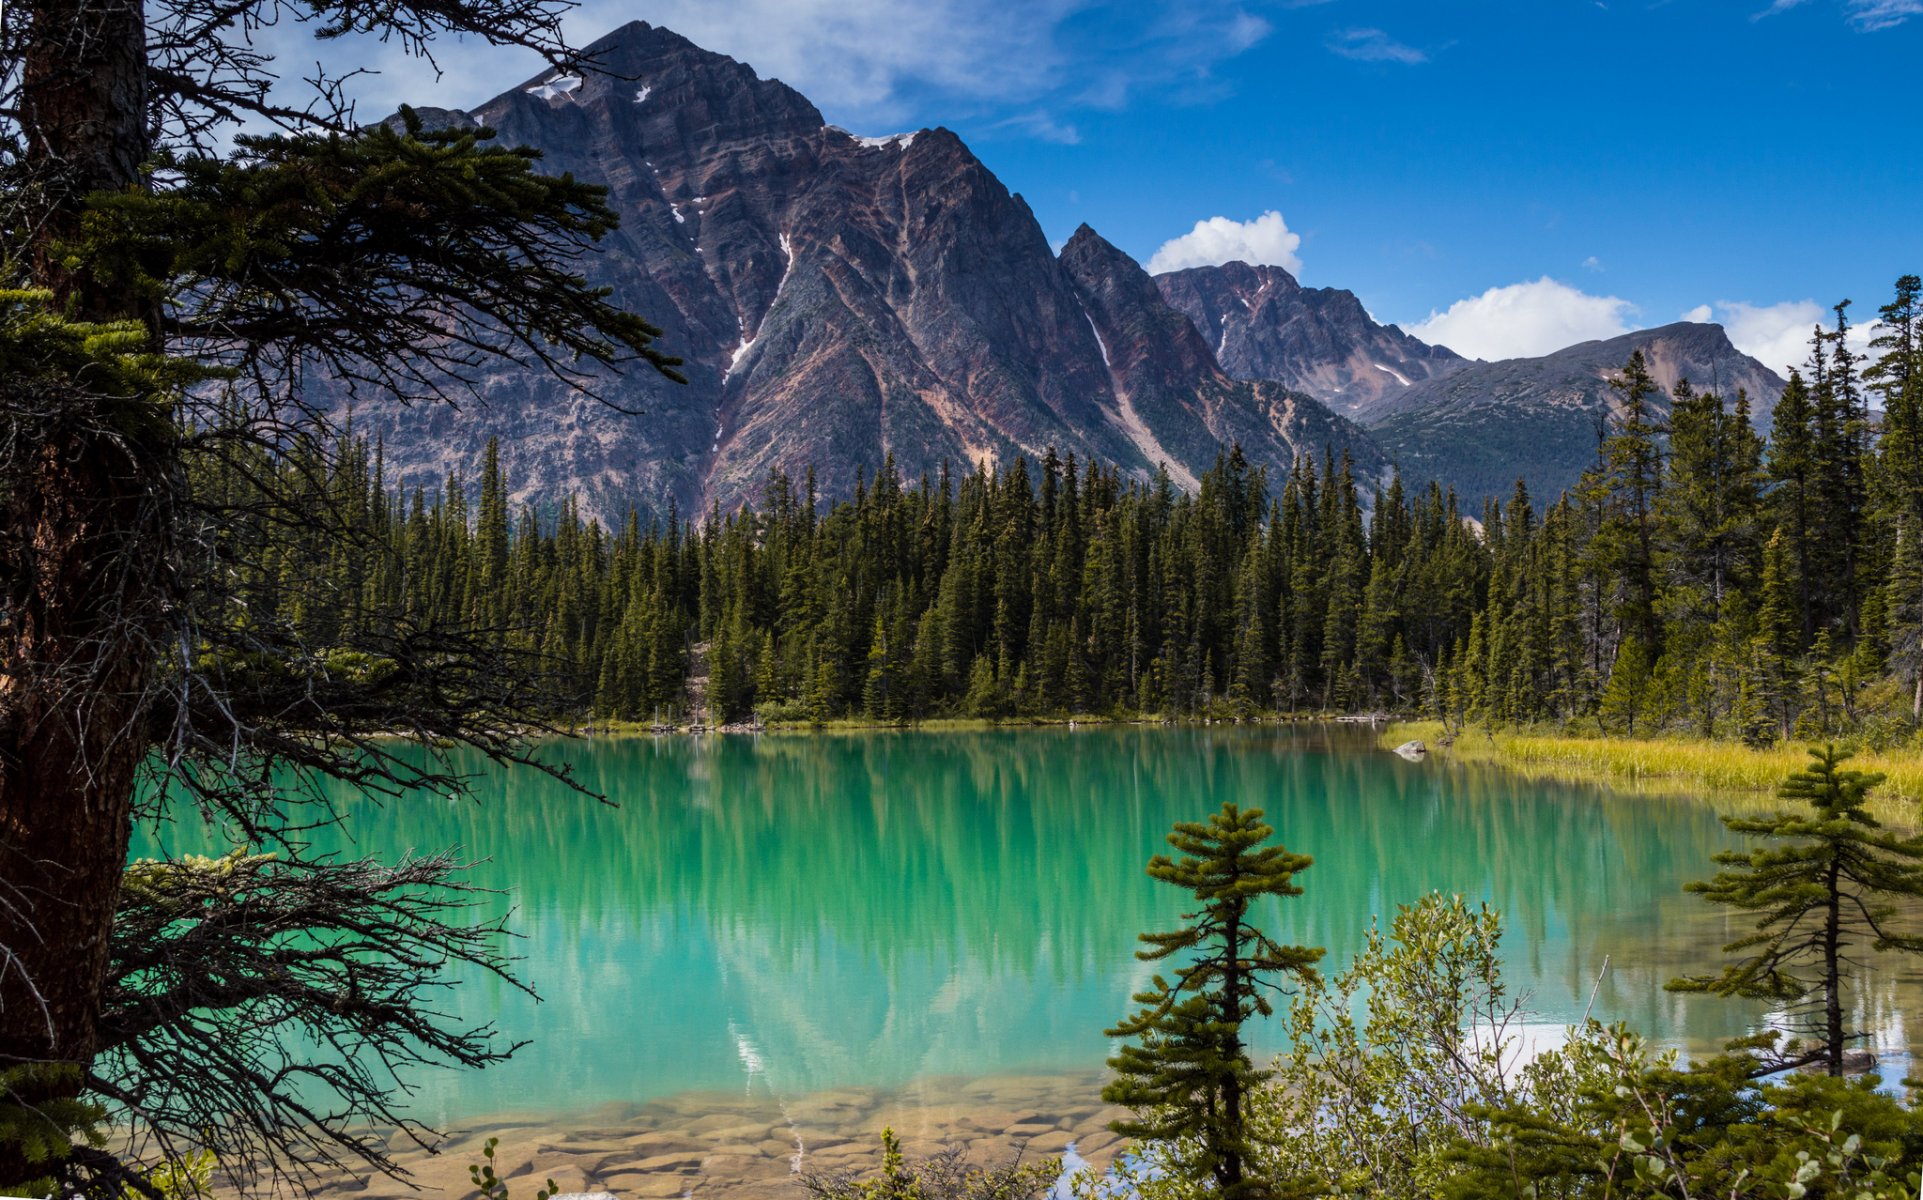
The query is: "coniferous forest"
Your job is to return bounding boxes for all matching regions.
[268,281,1922,742]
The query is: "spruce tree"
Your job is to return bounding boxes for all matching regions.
[1668,745,1923,1074]
[1104,803,1322,1200]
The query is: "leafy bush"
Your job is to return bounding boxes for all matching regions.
[802,1128,1060,1200]
[1083,891,1923,1198]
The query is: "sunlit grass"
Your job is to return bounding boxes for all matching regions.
[1384,720,1923,830]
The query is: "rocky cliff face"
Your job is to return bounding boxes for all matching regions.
[1060,228,1383,491]
[356,21,1379,518]
[1155,261,1466,415]
[1361,322,1787,504]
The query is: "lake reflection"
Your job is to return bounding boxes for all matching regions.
[134,725,1899,1127]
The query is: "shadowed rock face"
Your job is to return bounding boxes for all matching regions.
[1360,322,1787,505]
[1059,227,1386,492]
[353,21,1379,519]
[1155,261,1466,416]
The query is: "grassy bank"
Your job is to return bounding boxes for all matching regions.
[1386,721,1923,827]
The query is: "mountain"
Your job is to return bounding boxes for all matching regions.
[1154,261,1467,415]
[355,22,1384,518]
[1059,227,1383,492]
[1358,322,1787,504]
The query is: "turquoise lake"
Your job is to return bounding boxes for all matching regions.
[131,725,1916,1131]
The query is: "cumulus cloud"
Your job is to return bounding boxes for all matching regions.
[1689,300,1878,377]
[1682,304,1714,323]
[1328,28,1428,64]
[1407,278,1637,361]
[1146,211,1304,276]
[1715,300,1826,375]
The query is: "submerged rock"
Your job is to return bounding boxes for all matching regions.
[1393,740,1427,761]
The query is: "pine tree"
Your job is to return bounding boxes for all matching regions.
[1668,745,1923,1075]
[1104,804,1322,1200]
[1594,350,1667,651]
[1767,369,1820,645]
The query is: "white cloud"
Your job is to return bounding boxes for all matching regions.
[1717,300,1823,375]
[1695,300,1878,377]
[1682,304,1714,323]
[244,0,1275,137]
[1146,211,1304,276]
[1407,278,1636,361]
[993,109,1081,144]
[1581,255,1605,272]
[1754,0,1920,26]
[1848,0,1923,27]
[1328,28,1428,64]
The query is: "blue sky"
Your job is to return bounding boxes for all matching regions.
[285,0,1922,368]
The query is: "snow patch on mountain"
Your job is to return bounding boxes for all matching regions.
[526,74,581,101]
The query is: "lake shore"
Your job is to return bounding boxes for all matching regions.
[571,711,1398,737]
[1384,720,1923,827]
[230,1069,1126,1200]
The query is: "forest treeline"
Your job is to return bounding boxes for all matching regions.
[253,278,1923,742]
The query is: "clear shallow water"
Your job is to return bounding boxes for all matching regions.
[131,725,1915,1132]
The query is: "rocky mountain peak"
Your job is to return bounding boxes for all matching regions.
[1060,224,1222,391]
[1155,261,1464,416]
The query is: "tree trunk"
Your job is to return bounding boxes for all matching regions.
[0,416,165,1187]
[1824,858,1844,1076]
[1,0,157,1188]
[20,0,151,319]
[1218,908,1245,1197]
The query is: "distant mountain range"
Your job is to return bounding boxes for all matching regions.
[1358,322,1786,502]
[356,21,1786,518]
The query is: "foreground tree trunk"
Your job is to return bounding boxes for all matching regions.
[1,0,160,1187]
[0,420,164,1168]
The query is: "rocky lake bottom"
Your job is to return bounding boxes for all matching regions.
[291,1070,1123,1200]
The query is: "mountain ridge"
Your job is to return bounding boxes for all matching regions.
[1364,321,1787,503]
[1154,259,1467,415]
[352,20,1789,520]
[350,20,1384,520]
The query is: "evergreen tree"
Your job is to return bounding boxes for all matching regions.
[1667,746,1923,1075]
[1767,369,1820,645]
[0,1,684,1190]
[1104,804,1322,1200]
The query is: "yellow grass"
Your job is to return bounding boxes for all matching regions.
[1384,721,1923,829]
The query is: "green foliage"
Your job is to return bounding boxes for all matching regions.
[801,1128,1059,1200]
[1104,804,1321,1200]
[129,1150,216,1200]
[468,1138,557,1200]
[1250,893,1622,1199]
[1448,1038,1923,1198]
[0,1065,106,1198]
[1092,888,1923,1199]
[0,288,206,442]
[1667,745,1923,1072]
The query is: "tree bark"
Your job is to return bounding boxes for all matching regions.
[19,0,150,315]
[0,414,165,1186]
[1824,858,1844,1076]
[1219,905,1245,1198]
[1,0,158,1189]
